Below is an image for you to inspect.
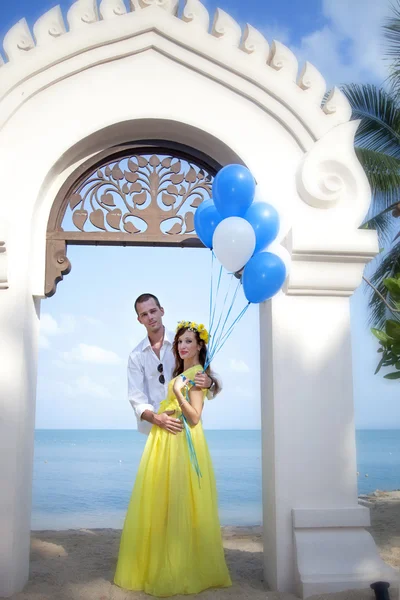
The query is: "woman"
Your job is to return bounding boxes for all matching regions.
[114,321,232,597]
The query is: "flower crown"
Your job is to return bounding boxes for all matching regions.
[176,320,209,344]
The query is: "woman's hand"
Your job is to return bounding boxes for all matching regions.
[173,375,188,395]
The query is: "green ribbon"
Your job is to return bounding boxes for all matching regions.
[179,378,202,486]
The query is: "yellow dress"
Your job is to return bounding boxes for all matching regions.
[114,365,232,597]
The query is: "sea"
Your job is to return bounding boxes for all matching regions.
[31,429,400,531]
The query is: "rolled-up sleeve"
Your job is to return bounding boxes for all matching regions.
[128,353,154,435]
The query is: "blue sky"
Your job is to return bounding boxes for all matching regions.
[1,0,399,429]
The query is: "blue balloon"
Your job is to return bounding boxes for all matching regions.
[245,202,280,254]
[242,252,286,304]
[213,164,256,218]
[194,199,222,248]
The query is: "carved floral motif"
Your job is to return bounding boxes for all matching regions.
[63,153,213,237]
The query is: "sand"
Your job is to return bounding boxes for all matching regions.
[7,491,400,600]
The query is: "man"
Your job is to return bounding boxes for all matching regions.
[128,293,214,435]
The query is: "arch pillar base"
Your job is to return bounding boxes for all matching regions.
[293,511,398,598]
[259,292,397,597]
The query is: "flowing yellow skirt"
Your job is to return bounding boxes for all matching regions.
[114,367,232,596]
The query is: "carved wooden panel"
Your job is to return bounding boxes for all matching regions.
[45,144,218,296]
[64,153,213,238]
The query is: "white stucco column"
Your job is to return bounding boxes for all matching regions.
[260,288,397,597]
[0,251,40,597]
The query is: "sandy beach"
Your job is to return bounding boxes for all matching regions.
[8,491,400,600]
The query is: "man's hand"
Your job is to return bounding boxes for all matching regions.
[153,410,183,434]
[194,371,212,389]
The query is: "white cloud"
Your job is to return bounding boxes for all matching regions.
[39,313,76,349]
[229,358,250,373]
[38,334,51,349]
[40,314,60,336]
[267,0,391,88]
[62,343,121,365]
[82,316,102,327]
[66,375,113,400]
[322,0,389,81]
[261,22,290,46]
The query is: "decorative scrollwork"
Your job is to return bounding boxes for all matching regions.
[240,24,269,62]
[296,121,359,209]
[3,19,35,61]
[63,153,213,237]
[0,239,7,290]
[33,7,67,45]
[182,0,210,31]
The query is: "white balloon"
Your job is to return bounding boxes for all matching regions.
[213,217,256,273]
[254,185,292,243]
[267,241,291,277]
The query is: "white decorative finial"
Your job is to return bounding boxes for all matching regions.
[99,0,127,19]
[296,121,359,209]
[182,0,210,31]
[211,8,242,47]
[67,0,99,30]
[240,24,269,62]
[268,40,298,82]
[131,0,179,14]
[297,61,326,106]
[3,19,35,62]
[324,87,352,123]
[33,6,67,45]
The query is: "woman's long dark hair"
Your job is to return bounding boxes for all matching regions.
[172,327,221,395]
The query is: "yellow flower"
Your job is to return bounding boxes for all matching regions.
[198,324,205,331]
[200,331,209,343]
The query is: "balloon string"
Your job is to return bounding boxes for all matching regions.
[208,273,235,359]
[207,278,241,362]
[208,250,214,337]
[205,302,250,370]
[209,258,222,337]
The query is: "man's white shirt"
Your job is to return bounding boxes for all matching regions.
[128,329,175,435]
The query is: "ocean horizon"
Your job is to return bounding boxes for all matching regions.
[32,428,400,531]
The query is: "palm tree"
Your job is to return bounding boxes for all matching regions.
[341,3,400,330]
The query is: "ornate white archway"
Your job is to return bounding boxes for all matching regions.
[0,0,395,597]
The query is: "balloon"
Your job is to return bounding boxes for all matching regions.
[194,199,222,249]
[213,217,256,273]
[267,241,291,276]
[213,165,256,218]
[245,202,280,253]
[242,251,286,303]
[254,185,292,243]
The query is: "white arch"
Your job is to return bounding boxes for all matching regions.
[0,1,394,598]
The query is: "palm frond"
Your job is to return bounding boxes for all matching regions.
[356,147,400,215]
[341,84,400,158]
[361,210,396,246]
[387,62,400,96]
[383,2,400,58]
[367,240,400,328]
[382,4,400,99]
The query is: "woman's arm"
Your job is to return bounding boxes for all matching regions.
[173,379,204,426]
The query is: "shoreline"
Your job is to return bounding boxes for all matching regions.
[9,491,400,600]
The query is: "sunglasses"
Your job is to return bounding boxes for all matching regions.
[157,363,165,384]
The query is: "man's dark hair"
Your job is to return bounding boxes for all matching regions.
[134,293,161,314]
